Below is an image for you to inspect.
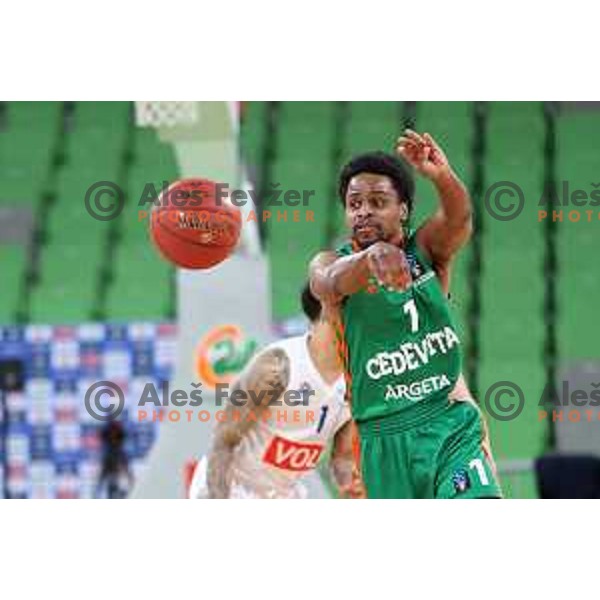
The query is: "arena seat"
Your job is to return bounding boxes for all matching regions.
[5,101,62,131]
[556,111,600,360]
[0,164,48,206]
[64,129,127,173]
[0,103,62,323]
[106,241,173,321]
[0,101,180,324]
[344,101,401,157]
[0,245,26,322]
[240,101,268,169]
[266,102,338,318]
[104,127,178,321]
[0,131,55,174]
[0,102,58,206]
[478,102,547,463]
[30,243,102,323]
[73,101,131,128]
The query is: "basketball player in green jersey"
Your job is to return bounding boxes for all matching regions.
[310,129,502,499]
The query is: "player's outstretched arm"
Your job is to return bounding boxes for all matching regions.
[330,421,365,499]
[206,348,290,498]
[310,243,412,303]
[396,129,472,266]
[309,250,371,306]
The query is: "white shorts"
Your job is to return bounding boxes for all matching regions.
[188,456,307,499]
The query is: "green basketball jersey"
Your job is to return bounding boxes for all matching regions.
[335,232,462,422]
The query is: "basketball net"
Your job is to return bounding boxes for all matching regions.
[135,101,200,128]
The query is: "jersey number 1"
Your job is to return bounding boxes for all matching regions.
[403,299,419,333]
[316,406,329,434]
[469,459,490,486]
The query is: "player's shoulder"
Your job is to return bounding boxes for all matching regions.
[259,334,304,357]
[406,227,434,273]
[243,335,305,376]
[236,337,296,384]
[331,376,347,404]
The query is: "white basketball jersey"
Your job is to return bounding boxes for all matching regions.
[190,334,350,499]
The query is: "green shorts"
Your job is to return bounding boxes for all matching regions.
[357,397,503,499]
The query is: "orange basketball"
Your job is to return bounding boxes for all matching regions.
[150,178,242,269]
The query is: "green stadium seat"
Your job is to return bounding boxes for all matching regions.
[46,207,109,244]
[278,101,337,123]
[261,103,342,319]
[73,102,131,129]
[0,130,56,166]
[0,245,27,324]
[65,129,128,172]
[264,102,477,321]
[37,243,104,284]
[240,101,268,168]
[29,281,97,324]
[275,103,336,163]
[132,129,179,171]
[479,360,546,463]
[556,112,600,359]
[30,243,102,324]
[478,101,546,464]
[344,101,401,158]
[6,102,62,134]
[4,101,181,323]
[105,242,172,320]
[0,165,47,204]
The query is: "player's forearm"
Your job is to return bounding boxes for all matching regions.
[331,454,365,499]
[330,421,364,498]
[206,438,235,499]
[331,455,354,490]
[432,169,472,229]
[317,252,372,299]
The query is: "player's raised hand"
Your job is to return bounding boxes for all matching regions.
[367,242,412,292]
[395,129,450,182]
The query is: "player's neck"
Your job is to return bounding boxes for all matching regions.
[307,324,342,385]
[388,229,405,247]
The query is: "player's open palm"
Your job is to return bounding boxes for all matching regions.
[395,129,449,181]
